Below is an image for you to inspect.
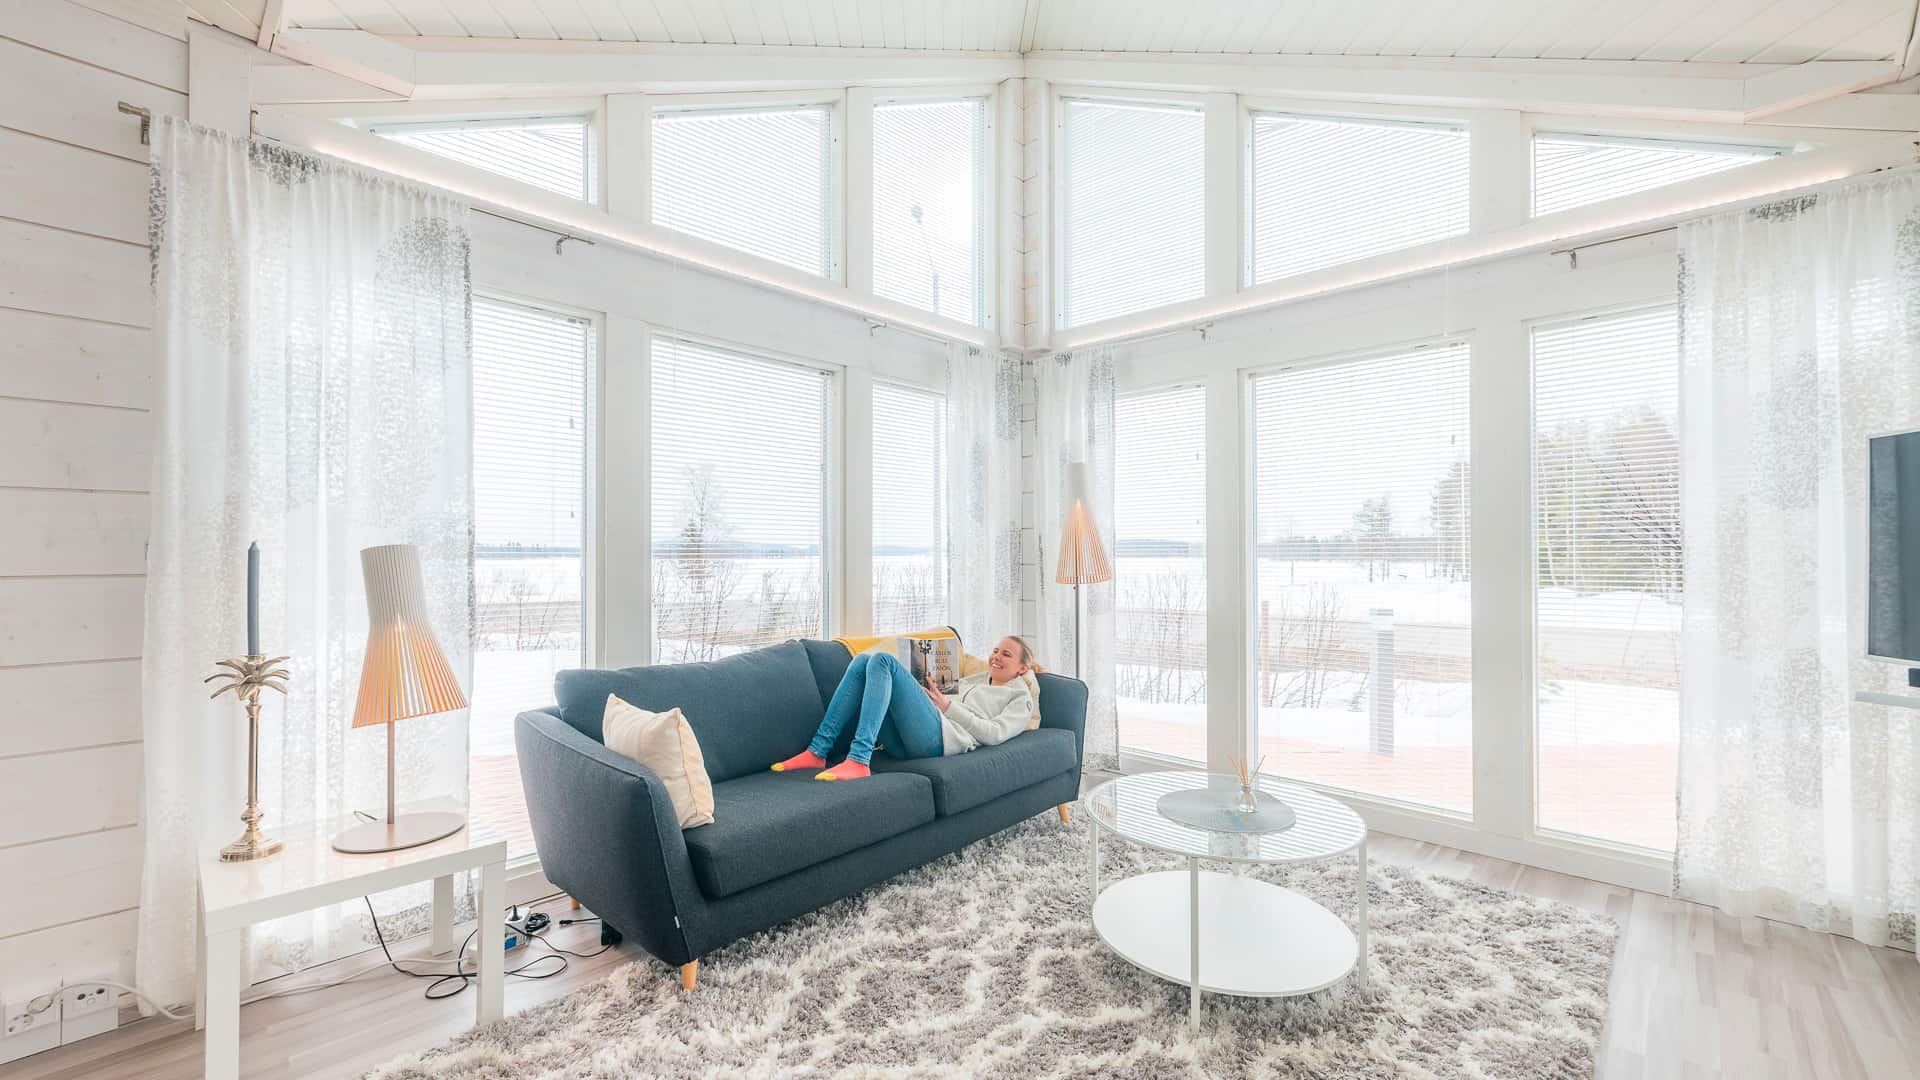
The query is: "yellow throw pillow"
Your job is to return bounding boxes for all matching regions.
[601,694,714,828]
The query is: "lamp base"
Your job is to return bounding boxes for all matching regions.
[330,811,466,854]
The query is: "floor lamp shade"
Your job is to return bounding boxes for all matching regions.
[1054,462,1109,680]
[1054,462,1112,587]
[332,543,469,854]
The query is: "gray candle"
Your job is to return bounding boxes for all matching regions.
[246,541,260,657]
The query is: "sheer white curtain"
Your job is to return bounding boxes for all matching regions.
[1676,169,1920,953]
[1036,347,1119,772]
[140,120,475,1006]
[946,343,1023,654]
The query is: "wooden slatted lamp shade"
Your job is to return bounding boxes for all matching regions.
[1054,462,1111,678]
[331,543,470,854]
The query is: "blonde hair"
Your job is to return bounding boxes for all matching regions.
[1001,635,1036,668]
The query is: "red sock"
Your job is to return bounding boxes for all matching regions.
[816,759,871,781]
[772,750,827,772]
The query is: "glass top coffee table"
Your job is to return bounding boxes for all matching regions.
[1082,770,1370,1025]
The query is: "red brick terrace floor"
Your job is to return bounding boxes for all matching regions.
[1122,716,1677,852]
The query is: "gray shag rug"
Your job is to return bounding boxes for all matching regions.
[367,815,1617,1079]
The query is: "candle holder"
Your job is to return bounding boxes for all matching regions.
[205,654,291,862]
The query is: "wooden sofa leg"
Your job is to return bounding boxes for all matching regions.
[568,896,581,911]
[680,960,699,991]
[1057,803,1071,824]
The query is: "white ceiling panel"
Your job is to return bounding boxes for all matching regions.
[285,0,1917,64]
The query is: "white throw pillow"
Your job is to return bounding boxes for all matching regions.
[601,694,715,828]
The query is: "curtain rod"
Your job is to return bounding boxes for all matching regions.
[866,318,982,355]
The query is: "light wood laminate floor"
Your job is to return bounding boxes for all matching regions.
[8,831,1918,1079]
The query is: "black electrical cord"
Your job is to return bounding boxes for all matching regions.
[360,896,570,1001]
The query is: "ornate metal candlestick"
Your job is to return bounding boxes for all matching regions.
[206,654,290,862]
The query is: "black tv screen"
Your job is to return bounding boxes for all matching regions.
[1869,430,1920,664]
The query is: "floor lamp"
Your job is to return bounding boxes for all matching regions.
[1054,462,1112,679]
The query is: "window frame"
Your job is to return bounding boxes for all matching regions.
[865,88,998,330]
[469,286,604,875]
[644,327,846,656]
[1240,105,1472,288]
[1241,334,1477,819]
[1525,300,1685,858]
[1527,128,1789,219]
[643,89,848,284]
[1050,84,1212,333]
[342,98,608,207]
[867,375,952,632]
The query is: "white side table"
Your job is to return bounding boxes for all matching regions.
[195,808,508,1080]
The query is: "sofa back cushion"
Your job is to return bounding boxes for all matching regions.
[554,641,827,783]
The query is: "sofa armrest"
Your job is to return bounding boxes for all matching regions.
[514,708,706,966]
[1033,673,1088,769]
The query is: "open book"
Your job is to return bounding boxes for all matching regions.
[896,635,962,694]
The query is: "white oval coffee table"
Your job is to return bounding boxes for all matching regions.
[1082,770,1370,1026]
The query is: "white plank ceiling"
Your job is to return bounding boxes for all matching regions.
[282,0,1917,63]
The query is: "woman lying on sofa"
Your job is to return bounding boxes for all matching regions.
[770,636,1038,780]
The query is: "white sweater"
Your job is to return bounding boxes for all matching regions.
[938,671,1035,755]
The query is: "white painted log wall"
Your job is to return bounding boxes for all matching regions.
[0,0,186,1000]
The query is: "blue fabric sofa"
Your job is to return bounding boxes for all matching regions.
[514,638,1087,986]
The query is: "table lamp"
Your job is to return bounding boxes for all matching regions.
[331,543,469,854]
[1054,461,1112,678]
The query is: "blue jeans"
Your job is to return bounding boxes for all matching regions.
[807,653,945,765]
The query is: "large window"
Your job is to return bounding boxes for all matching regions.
[1251,342,1472,812]
[1114,384,1207,763]
[1533,308,1681,851]
[1247,113,1469,286]
[1058,97,1205,329]
[651,337,831,662]
[1532,133,1782,217]
[471,297,592,858]
[652,103,836,278]
[370,116,593,202]
[871,381,947,630]
[872,98,988,326]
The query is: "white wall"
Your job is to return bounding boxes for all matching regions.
[0,0,188,996]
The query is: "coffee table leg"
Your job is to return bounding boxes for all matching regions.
[1356,834,1370,990]
[1188,856,1200,1027]
[1088,813,1099,907]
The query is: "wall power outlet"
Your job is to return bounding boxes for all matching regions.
[60,977,119,1045]
[0,988,61,1065]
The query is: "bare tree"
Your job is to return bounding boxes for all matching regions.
[654,465,743,663]
[1115,567,1206,704]
[1258,583,1344,709]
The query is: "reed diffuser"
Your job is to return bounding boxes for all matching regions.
[1228,752,1267,814]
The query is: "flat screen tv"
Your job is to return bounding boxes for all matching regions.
[1868,429,1920,670]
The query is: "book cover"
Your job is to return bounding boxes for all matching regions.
[897,635,961,694]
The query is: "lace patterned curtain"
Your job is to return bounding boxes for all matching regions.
[1036,347,1119,772]
[1675,169,1920,953]
[947,343,1024,658]
[140,120,475,1006]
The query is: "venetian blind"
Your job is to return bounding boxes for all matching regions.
[471,296,591,857]
[651,337,831,663]
[872,98,988,326]
[1532,307,1682,851]
[1532,133,1781,217]
[1114,385,1209,760]
[1248,113,1469,285]
[652,104,835,278]
[1250,342,1473,812]
[1058,97,1205,329]
[871,381,948,631]
[372,116,592,201]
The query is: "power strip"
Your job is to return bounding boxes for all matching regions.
[504,909,550,953]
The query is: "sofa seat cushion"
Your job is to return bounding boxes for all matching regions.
[684,771,936,898]
[871,728,1078,817]
[554,642,826,783]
